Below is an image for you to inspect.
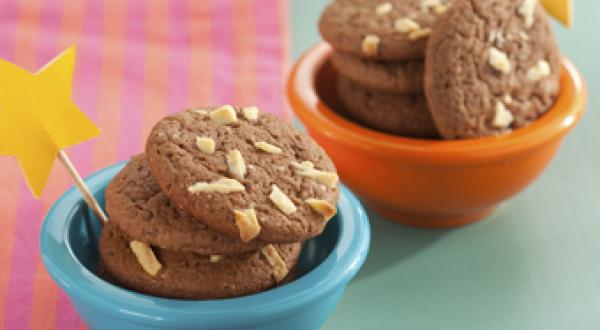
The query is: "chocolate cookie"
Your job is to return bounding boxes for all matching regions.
[337,76,439,138]
[424,0,561,139]
[145,106,340,243]
[98,223,301,299]
[331,51,424,93]
[105,154,266,255]
[319,0,452,60]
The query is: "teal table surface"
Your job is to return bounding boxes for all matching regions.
[290,2,600,329]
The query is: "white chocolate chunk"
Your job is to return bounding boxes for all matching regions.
[519,0,537,28]
[227,149,247,179]
[526,59,551,82]
[129,240,162,276]
[488,47,511,74]
[254,141,282,154]
[188,178,245,193]
[269,185,297,215]
[297,168,339,188]
[241,106,260,121]
[375,2,393,15]
[210,255,223,262]
[233,208,261,242]
[305,198,337,221]
[408,28,432,41]
[261,244,288,283]
[519,31,530,40]
[361,34,380,57]
[394,18,420,33]
[493,101,514,128]
[502,94,513,105]
[210,105,237,125]
[196,136,215,154]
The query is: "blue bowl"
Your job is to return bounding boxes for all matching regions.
[40,162,370,330]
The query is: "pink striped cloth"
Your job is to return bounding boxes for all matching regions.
[0,0,290,328]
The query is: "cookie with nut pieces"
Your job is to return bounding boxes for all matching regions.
[331,50,424,93]
[424,0,561,139]
[337,76,439,138]
[319,0,452,60]
[98,222,301,299]
[145,106,340,243]
[105,154,267,255]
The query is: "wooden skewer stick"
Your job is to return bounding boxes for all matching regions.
[57,150,108,223]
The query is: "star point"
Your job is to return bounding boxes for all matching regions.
[0,47,100,197]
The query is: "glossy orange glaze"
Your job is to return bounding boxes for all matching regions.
[288,43,587,227]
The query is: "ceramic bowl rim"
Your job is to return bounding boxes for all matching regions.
[40,161,370,327]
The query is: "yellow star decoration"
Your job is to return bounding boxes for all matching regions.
[541,0,573,27]
[0,47,100,197]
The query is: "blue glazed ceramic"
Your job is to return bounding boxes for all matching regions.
[40,162,370,330]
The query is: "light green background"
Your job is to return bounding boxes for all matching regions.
[290,2,600,329]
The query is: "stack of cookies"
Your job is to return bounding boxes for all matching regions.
[99,105,340,299]
[319,0,561,139]
[319,0,450,138]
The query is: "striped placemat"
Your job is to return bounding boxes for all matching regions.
[0,0,289,328]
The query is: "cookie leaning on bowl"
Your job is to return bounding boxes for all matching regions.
[105,154,266,255]
[99,222,301,299]
[145,106,340,243]
[424,0,561,139]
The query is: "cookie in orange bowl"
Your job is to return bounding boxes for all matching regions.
[288,43,586,227]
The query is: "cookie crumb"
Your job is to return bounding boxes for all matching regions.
[269,185,297,215]
[227,149,247,179]
[242,106,260,121]
[210,105,237,125]
[394,18,420,33]
[502,94,513,104]
[305,198,337,220]
[297,167,339,188]
[261,244,288,283]
[519,31,530,40]
[209,255,223,263]
[488,47,511,74]
[375,2,393,15]
[188,178,245,193]
[129,240,162,276]
[518,0,537,28]
[254,141,282,154]
[234,208,261,242]
[361,34,380,57]
[196,136,216,154]
[408,28,432,41]
[526,59,551,82]
[492,101,514,128]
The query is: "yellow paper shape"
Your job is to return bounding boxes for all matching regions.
[0,47,100,197]
[540,0,573,27]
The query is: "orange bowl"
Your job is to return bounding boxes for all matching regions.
[287,43,587,228]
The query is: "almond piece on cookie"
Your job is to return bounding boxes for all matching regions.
[234,208,261,242]
[261,244,289,283]
[129,240,162,276]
